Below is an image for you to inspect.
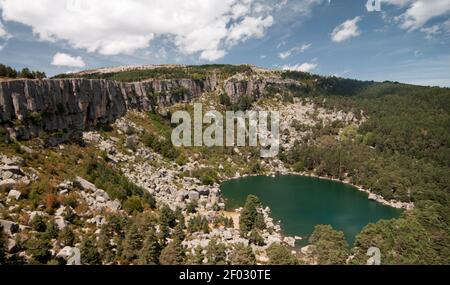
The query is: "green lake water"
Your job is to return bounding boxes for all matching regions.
[221,175,402,246]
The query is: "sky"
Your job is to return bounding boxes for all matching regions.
[0,0,449,87]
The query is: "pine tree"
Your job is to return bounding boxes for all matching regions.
[45,219,59,239]
[159,240,185,265]
[80,237,101,265]
[30,215,47,232]
[266,244,298,265]
[98,226,115,264]
[205,239,227,265]
[26,233,51,264]
[122,223,143,262]
[230,243,256,265]
[172,223,186,243]
[138,228,161,265]
[160,205,176,228]
[58,226,75,246]
[309,225,349,265]
[189,246,205,265]
[239,195,265,236]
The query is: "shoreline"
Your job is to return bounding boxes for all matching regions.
[223,171,414,211]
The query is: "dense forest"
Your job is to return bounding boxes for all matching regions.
[276,72,450,264]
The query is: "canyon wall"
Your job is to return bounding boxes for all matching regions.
[0,77,217,144]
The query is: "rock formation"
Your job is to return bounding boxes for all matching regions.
[0,77,217,144]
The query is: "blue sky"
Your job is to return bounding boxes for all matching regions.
[0,0,449,86]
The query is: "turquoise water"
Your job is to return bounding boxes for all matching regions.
[221,175,402,246]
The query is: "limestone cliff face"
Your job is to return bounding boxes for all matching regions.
[0,77,217,144]
[224,76,303,103]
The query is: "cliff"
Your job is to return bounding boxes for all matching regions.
[0,77,217,145]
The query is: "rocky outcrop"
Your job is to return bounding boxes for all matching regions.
[0,77,217,144]
[224,76,304,103]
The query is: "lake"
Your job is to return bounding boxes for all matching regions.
[221,175,402,246]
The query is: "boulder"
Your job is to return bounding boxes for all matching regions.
[284,237,296,248]
[29,211,46,221]
[7,239,17,253]
[2,171,13,180]
[1,156,24,166]
[0,220,20,235]
[188,191,200,202]
[0,179,17,190]
[73,176,97,192]
[55,216,69,230]
[7,189,21,200]
[1,165,24,176]
[196,186,210,197]
[106,200,121,212]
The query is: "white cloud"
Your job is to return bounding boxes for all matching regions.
[227,15,274,46]
[0,0,276,61]
[283,62,318,73]
[331,16,362,43]
[0,20,10,39]
[420,25,441,39]
[51,53,86,68]
[278,43,312,59]
[383,0,450,31]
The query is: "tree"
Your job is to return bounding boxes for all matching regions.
[123,195,144,214]
[98,226,115,264]
[142,191,156,209]
[159,205,176,228]
[309,225,350,265]
[266,244,298,265]
[45,219,59,239]
[58,226,75,246]
[26,233,51,264]
[159,240,185,265]
[122,224,143,262]
[205,239,227,265]
[248,229,264,246]
[80,237,101,265]
[230,243,256,265]
[172,223,186,243]
[30,215,47,232]
[19,68,34,79]
[239,195,265,236]
[186,201,198,214]
[189,246,205,265]
[138,228,161,265]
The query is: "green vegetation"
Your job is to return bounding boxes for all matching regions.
[53,64,253,82]
[0,63,46,79]
[309,225,350,265]
[239,195,266,236]
[86,158,154,206]
[279,74,450,265]
[266,244,298,265]
[229,243,256,265]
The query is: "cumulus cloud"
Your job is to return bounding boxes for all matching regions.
[278,43,312,59]
[51,52,86,68]
[283,62,318,73]
[331,16,362,43]
[0,0,276,61]
[383,0,450,31]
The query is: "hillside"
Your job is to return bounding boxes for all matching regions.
[0,65,449,265]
